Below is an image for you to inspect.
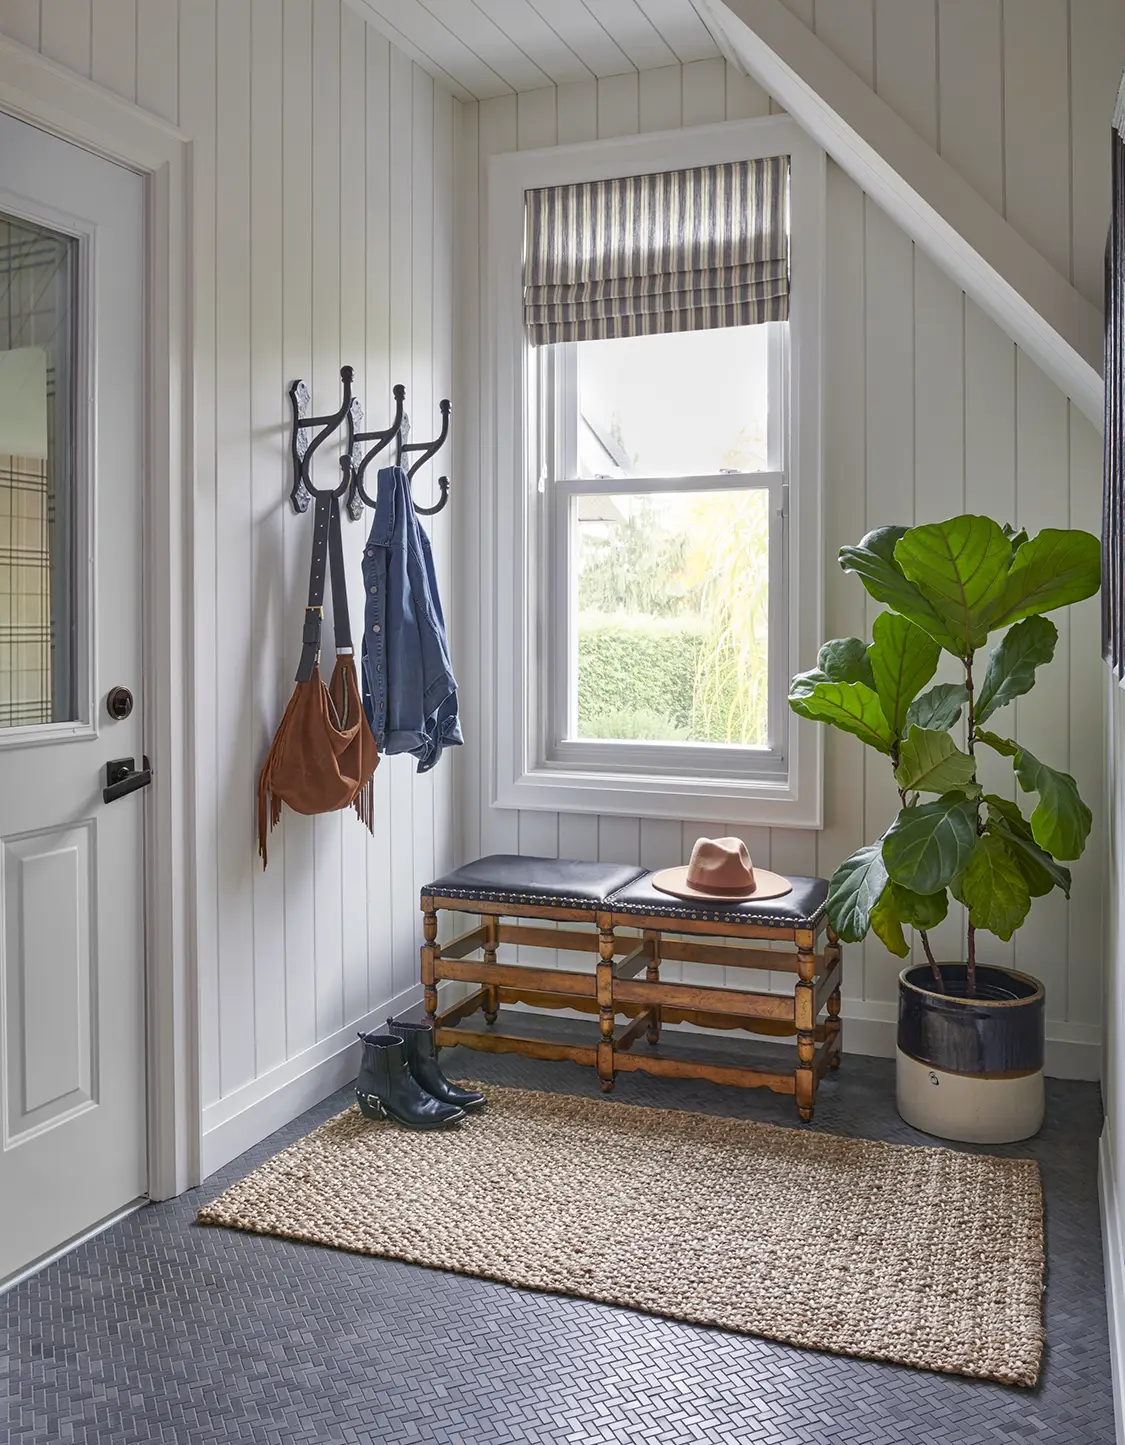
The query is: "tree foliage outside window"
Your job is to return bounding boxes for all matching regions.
[575,481,770,746]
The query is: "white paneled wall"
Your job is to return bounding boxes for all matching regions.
[787,0,1124,311]
[454,49,1109,1077]
[0,1,459,1173]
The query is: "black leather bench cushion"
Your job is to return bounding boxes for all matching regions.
[424,855,647,909]
[607,871,829,928]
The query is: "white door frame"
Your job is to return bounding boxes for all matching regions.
[0,35,197,1199]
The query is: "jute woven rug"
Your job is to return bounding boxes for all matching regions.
[197,1083,1045,1386]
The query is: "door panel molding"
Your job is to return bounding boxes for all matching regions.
[2,823,97,1143]
[0,36,197,1198]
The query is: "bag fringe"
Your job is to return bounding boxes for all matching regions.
[352,773,376,835]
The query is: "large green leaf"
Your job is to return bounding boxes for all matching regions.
[867,612,940,737]
[894,728,977,794]
[891,882,949,930]
[985,528,1101,631]
[953,832,1032,941]
[983,795,1071,896]
[817,636,876,688]
[976,729,1018,757]
[827,844,888,943]
[906,682,970,732]
[975,616,1059,723]
[838,527,961,652]
[789,636,875,707]
[1012,748,1092,861]
[869,881,950,959]
[869,887,910,957]
[788,680,894,754]
[894,515,1012,654]
[882,796,980,894]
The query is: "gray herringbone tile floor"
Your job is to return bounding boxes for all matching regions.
[3,1025,1113,1444]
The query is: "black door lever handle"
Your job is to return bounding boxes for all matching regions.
[103,756,152,804]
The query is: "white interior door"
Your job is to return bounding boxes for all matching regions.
[0,113,147,1282]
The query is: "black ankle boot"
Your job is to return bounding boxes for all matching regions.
[355,1033,465,1130]
[387,1018,486,1113]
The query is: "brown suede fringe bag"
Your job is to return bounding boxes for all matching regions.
[258,491,378,865]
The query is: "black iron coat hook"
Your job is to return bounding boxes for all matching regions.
[288,365,358,513]
[348,384,407,512]
[398,398,452,517]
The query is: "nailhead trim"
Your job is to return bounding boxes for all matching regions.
[607,896,828,928]
[423,884,606,911]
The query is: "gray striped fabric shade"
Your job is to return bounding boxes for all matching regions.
[523,156,789,346]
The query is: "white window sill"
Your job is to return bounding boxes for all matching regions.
[495,752,823,828]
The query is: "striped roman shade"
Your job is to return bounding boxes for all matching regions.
[523,156,789,346]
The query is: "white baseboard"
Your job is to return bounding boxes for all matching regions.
[200,981,424,1179]
[1100,1122,1125,1445]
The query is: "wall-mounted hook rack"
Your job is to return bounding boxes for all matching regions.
[289,371,451,521]
[288,365,356,513]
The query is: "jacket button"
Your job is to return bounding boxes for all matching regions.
[369,584,377,594]
[371,623,381,633]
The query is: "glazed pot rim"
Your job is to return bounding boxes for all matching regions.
[898,963,1045,1008]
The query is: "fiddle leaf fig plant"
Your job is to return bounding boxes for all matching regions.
[791,515,1100,995]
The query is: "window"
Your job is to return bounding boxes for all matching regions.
[489,119,825,826]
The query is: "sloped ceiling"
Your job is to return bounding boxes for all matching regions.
[346,0,720,101]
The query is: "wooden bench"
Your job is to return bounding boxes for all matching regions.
[420,856,841,1122]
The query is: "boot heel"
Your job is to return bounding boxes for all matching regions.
[356,1089,387,1120]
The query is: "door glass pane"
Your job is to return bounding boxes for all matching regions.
[573,488,770,747]
[575,325,773,480]
[0,211,77,727]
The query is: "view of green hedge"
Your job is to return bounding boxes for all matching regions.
[577,615,702,737]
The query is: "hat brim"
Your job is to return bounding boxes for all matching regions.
[649,865,793,904]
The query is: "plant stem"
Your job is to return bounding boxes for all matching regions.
[919,930,944,991]
[964,651,980,998]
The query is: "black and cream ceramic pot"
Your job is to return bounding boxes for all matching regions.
[896,964,1045,1144]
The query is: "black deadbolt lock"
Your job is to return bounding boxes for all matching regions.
[107,686,134,720]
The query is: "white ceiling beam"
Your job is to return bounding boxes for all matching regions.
[694,0,1105,428]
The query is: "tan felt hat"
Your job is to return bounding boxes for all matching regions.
[650,836,793,903]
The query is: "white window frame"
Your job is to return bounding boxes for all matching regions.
[487,116,825,827]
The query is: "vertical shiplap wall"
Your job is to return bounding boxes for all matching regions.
[0,2,459,1150]
[802,0,1124,311]
[454,41,1110,1075]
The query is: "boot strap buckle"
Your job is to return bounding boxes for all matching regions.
[356,1090,387,1118]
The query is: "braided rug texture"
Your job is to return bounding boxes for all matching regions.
[197,1083,1044,1387]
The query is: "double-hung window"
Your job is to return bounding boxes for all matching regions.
[489,119,825,826]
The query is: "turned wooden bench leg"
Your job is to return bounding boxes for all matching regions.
[795,945,817,1121]
[597,916,615,1091]
[644,930,661,1046]
[422,909,439,1020]
[482,915,500,1024]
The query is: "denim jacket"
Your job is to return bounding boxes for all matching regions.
[360,466,463,773]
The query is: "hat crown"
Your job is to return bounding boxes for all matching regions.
[686,836,755,893]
